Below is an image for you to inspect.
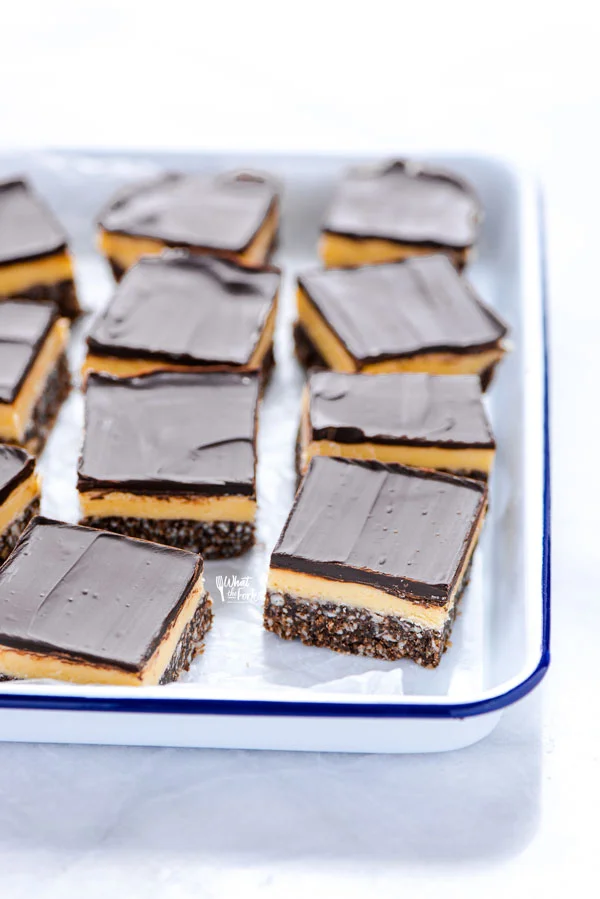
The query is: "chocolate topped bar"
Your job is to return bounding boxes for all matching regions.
[265,456,488,666]
[0,178,68,265]
[301,256,505,361]
[0,517,212,684]
[323,160,480,250]
[0,444,35,504]
[98,170,279,277]
[100,170,277,251]
[78,371,260,558]
[299,372,495,479]
[271,456,486,605]
[0,178,81,318]
[295,255,507,386]
[0,444,40,563]
[0,300,60,403]
[85,252,279,375]
[79,371,259,497]
[309,371,494,447]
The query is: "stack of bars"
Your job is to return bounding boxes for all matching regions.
[266,158,507,668]
[0,156,509,686]
[0,166,284,685]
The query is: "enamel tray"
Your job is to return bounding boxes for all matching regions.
[0,151,550,753]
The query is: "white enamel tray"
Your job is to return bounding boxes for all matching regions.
[0,151,550,753]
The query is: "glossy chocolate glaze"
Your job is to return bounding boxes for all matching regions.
[0,178,68,266]
[98,170,277,252]
[78,371,259,496]
[0,517,203,670]
[322,160,480,249]
[87,252,279,366]
[0,445,35,505]
[299,255,507,364]
[0,300,59,403]
[270,457,487,604]
[308,371,494,448]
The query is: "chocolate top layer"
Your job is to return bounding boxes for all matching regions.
[299,256,507,363]
[0,444,36,505]
[0,300,59,403]
[308,372,494,448]
[0,178,68,266]
[87,252,279,367]
[98,170,277,252]
[270,457,486,604]
[78,371,259,496]
[0,517,203,671]
[322,159,480,249]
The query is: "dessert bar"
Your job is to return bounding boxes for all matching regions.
[265,456,488,667]
[83,252,279,383]
[298,371,495,479]
[0,300,71,454]
[0,517,213,686]
[98,170,279,279]
[78,371,260,558]
[0,444,41,563]
[0,177,81,318]
[295,255,507,387]
[319,160,480,269]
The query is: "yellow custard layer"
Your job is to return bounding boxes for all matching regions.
[267,501,487,630]
[0,473,41,533]
[79,491,256,523]
[0,578,209,686]
[318,233,468,269]
[0,252,74,295]
[99,204,279,273]
[0,319,69,442]
[81,300,277,381]
[301,439,493,477]
[297,287,503,377]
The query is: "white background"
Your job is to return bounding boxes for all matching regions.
[0,0,597,895]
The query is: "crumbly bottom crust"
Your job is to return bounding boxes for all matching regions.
[293,322,497,391]
[0,497,40,565]
[3,279,82,319]
[17,351,72,456]
[80,515,256,559]
[160,590,213,684]
[263,561,473,668]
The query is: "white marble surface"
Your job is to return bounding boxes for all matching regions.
[0,0,597,893]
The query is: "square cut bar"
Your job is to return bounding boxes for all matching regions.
[0,300,71,454]
[319,160,481,269]
[0,178,81,318]
[0,517,213,686]
[264,456,488,667]
[0,445,41,563]
[83,251,279,383]
[295,255,508,388]
[78,370,260,558]
[299,371,495,480]
[97,170,279,279]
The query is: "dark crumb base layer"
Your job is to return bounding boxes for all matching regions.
[0,497,40,564]
[264,560,473,668]
[20,352,72,456]
[3,278,82,319]
[80,515,256,559]
[293,322,497,391]
[160,591,213,684]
